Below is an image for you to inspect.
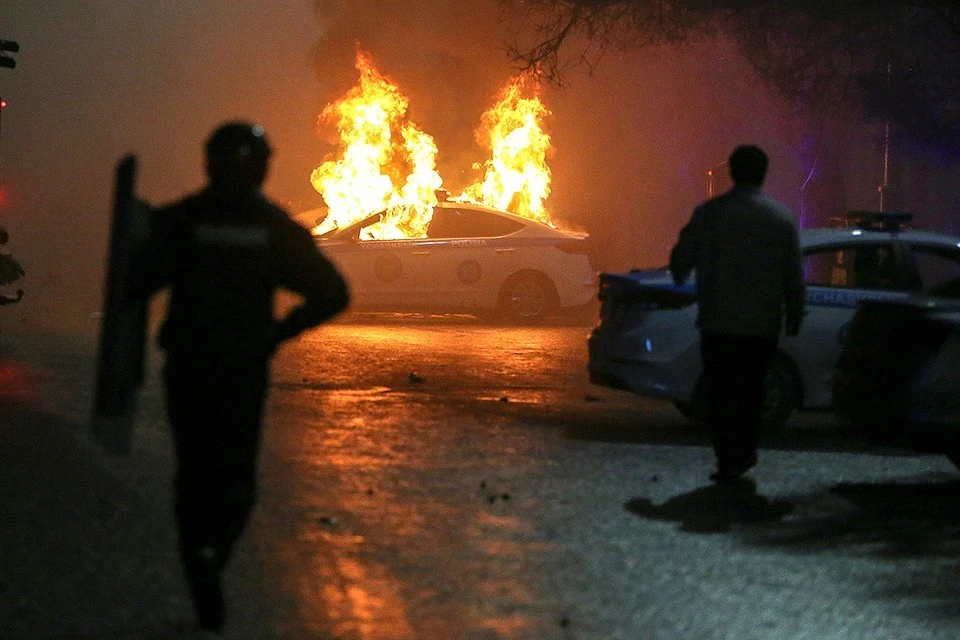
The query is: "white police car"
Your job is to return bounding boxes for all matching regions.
[588,212,960,427]
[315,199,595,322]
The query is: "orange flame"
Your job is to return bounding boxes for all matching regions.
[309,52,442,239]
[460,77,552,225]
[310,54,554,238]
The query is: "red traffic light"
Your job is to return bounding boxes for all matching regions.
[0,98,7,109]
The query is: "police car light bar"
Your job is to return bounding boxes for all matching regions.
[845,210,913,231]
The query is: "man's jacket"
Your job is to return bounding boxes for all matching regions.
[669,185,804,338]
[131,187,349,358]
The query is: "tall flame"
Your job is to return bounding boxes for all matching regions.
[460,77,552,225]
[309,54,554,239]
[309,52,442,239]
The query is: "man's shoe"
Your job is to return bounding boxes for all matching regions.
[187,547,225,633]
[735,453,758,475]
[710,468,741,483]
[710,453,758,483]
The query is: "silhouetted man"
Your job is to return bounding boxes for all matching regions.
[670,145,804,483]
[130,122,349,632]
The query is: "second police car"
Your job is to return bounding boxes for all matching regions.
[311,195,596,322]
[588,212,960,427]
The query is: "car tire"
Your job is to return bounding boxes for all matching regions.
[673,399,706,424]
[498,272,558,323]
[946,451,960,471]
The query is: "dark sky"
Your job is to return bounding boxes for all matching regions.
[0,0,925,333]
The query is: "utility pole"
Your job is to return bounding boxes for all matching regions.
[0,97,5,178]
[878,60,892,213]
[0,39,18,202]
[706,161,727,198]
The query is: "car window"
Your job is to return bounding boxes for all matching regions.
[427,208,524,239]
[323,213,380,241]
[907,244,960,297]
[803,244,903,290]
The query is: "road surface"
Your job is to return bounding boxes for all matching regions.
[1,315,958,639]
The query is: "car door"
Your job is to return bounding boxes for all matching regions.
[786,241,914,407]
[318,216,419,308]
[903,242,960,298]
[416,207,525,310]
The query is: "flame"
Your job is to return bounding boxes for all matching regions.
[459,77,552,225]
[309,54,554,239]
[309,52,442,239]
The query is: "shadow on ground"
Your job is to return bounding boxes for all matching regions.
[751,478,960,557]
[757,476,960,624]
[0,398,193,639]
[627,471,960,626]
[624,478,794,534]
[554,402,939,459]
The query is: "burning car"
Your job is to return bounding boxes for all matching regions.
[587,212,960,427]
[314,194,595,322]
[303,53,593,322]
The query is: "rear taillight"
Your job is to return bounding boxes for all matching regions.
[556,240,590,255]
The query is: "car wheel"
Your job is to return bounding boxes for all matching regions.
[673,399,706,424]
[675,355,800,429]
[499,272,558,323]
[762,355,801,429]
[946,451,960,471]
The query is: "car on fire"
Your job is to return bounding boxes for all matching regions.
[833,295,960,468]
[588,212,960,427]
[312,197,596,322]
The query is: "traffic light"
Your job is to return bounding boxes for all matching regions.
[0,40,19,69]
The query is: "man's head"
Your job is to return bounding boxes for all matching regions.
[728,145,768,186]
[205,122,272,189]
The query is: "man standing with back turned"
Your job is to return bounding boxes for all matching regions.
[130,122,349,633]
[670,145,804,483]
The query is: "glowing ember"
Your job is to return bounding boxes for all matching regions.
[459,76,552,225]
[309,52,442,239]
[309,53,554,239]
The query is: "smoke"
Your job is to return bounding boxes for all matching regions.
[3,0,940,338]
[1,1,323,336]
[304,3,820,269]
[308,1,520,196]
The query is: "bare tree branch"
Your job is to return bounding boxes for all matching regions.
[505,0,960,150]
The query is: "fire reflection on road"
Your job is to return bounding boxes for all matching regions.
[262,320,574,638]
[289,320,586,395]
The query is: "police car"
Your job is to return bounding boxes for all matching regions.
[314,199,595,322]
[588,212,960,427]
[833,295,960,467]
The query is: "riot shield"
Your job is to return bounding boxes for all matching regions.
[92,155,150,455]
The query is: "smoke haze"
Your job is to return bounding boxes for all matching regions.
[2,1,952,336]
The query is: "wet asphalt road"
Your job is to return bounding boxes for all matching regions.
[1,314,959,639]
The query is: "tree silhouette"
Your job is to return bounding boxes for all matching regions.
[507,1,960,152]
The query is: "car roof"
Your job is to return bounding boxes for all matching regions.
[800,226,960,250]
[438,199,541,225]
[317,199,580,240]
